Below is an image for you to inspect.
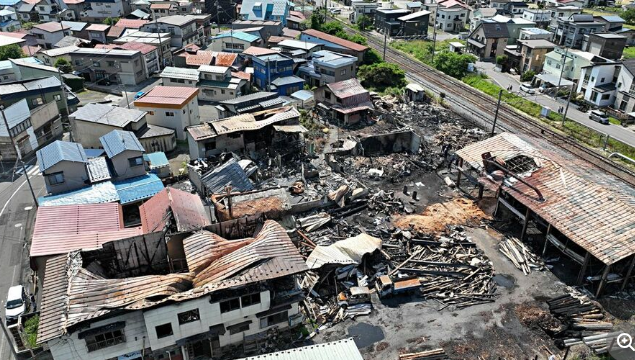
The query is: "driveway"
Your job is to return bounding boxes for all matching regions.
[476,61,635,147]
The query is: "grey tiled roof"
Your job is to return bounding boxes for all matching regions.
[37,140,88,172]
[99,130,145,158]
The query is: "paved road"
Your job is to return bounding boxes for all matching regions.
[118,77,163,108]
[477,62,635,147]
[0,163,44,360]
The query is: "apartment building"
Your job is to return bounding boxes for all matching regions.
[553,14,605,49]
[70,48,148,85]
[113,29,173,67]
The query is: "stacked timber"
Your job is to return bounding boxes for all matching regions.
[399,349,449,360]
[499,237,544,275]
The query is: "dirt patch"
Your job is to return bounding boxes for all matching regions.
[393,198,491,234]
[515,303,563,334]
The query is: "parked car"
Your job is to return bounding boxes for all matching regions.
[329,7,341,14]
[589,110,609,125]
[5,285,26,321]
[519,83,536,95]
[337,286,371,307]
[134,91,145,100]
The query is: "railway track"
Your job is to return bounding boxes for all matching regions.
[345,24,635,185]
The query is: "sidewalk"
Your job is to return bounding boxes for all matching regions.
[475,61,635,147]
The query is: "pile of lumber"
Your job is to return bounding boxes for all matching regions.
[499,237,544,275]
[399,348,449,360]
[390,228,497,309]
[547,293,613,353]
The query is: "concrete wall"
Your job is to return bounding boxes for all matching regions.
[163,77,198,87]
[110,149,146,180]
[42,160,89,195]
[71,119,121,149]
[137,98,199,140]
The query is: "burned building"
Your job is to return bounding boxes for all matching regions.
[315,79,374,125]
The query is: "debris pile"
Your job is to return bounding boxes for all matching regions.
[547,293,614,353]
[499,237,545,275]
[398,348,449,360]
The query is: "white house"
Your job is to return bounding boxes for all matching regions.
[433,0,470,33]
[0,9,21,32]
[576,62,619,108]
[80,0,131,22]
[198,65,246,102]
[349,0,378,23]
[139,15,204,48]
[31,22,72,49]
[134,86,200,140]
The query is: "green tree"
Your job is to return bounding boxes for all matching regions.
[623,8,635,24]
[362,48,383,65]
[21,22,35,30]
[103,17,120,25]
[358,62,407,91]
[433,50,476,78]
[0,44,24,61]
[310,13,323,30]
[54,58,73,73]
[346,33,367,45]
[321,21,344,35]
[520,70,536,82]
[357,14,372,31]
[496,55,507,66]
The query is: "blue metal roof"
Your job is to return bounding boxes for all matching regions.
[600,15,625,23]
[38,181,119,207]
[114,173,164,204]
[0,0,20,6]
[213,31,260,43]
[99,130,145,158]
[37,140,88,172]
[201,159,253,194]
[143,152,169,169]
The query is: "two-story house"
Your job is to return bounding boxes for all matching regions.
[140,15,203,48]
[519,27,553,40]
[594,15,625,32]
[469,7,497,31]
[467,20,509,60]
[32,0,75,22]
[16,0,39,22]
[204,0,236,24]
[0,75,78,116]
[300,29,369,62]
[505,39,556,74]
[61,20,89,39]
[543,47,608,81]
[252,53,304,95]
[548,5,581,30]
[491,14,536,45]
[314,78,373,125]
[96,42,160,75]
[37,139,89,194]
[70,48,148,85]
[86,24,110,43]
[133,86,200,140]
[374,9,411,36]
[522,9,551,29]
[240,0,289,26]
[553,14,605,49]
[209,31,261,53]
[100,129,147,180]
[582,33,627,60]
[613,59,635,115]
[198,65,247,101]
[31,22,71,49]
[299,50,357,87]
[80,0,131,22]
[433,0,469,33]
[577,62,619,108]
[113,28,173,67]
[349,0,378,23]
[0,9,21,32]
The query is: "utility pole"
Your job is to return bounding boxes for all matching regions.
[383,29,387,60]
[562,83,573,126]
[554,46,569,99]
[0,106,38,207]
[57,67,73,142]
[0,316,18,358]
[431,10,437,62]
[491,89,503,136]
[152,9,165,68]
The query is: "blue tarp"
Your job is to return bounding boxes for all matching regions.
[38,182,119,207]
[0,0,21,6]
[143,152,169,170]
[113,173,164,204]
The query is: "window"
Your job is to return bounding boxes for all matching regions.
[340,69,346,76]
[75,60,81,65]
[221,89,225,94]
[229,322,250,335]
[155,323,173,339]
[47,172,64,185]
[128,156,143,167]
[591,91,598,101]
[177,309,200,325]
[85,329,125,352]
[148,111,155,115]
[601,93,610,100]
[241,293,261,307]
[54,94,61,101]
[106,61,115,67]
[220,298,240,313]
[31,98,43,106]
[260,311,288,329]
[166,111,175,116]
[620,100,628,111]
[183,109,186,114]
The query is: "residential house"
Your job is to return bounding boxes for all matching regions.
[613,59,635,114]
[349,0,379,23]
[505,39,556,74]
[190,14,212,41]
[467,20,509,60]
[406,1,422,12]
[96,42,161,75]
[204,0,236,24]
[80,0,131,22]
[115,18,149,30]
[160,66,199,87]
[35,45,79,66]
[469,7,497,31]
[198,65,247,101]
[583,33,627,60]
[491,15,536,44]
[553,14,605,49]
[150,1,178,17]
[37,140,89,194]
[0,60,18,83]
[232,20,283,39]
[396,11,430,36]
[70,48,148,85]
[61,21,89,39]
[62,0,85,20]
[314,78,373,125]
[522,9,551,29]
[16,0,39,22]
[139,15,204,48]
[0,9,21,32]
[133,86,200,140]
[616,28,635,46]
[519,27,553,40]
[209,31,261,53]
[240,0,289,26]
[37,220,307,360]
[113,29,173,67]
[594,15,625,32]
[34,0,76,22]
[300,29,369,62]
[70,103,175,152]
[432,0,469,33]
[543,47,609,81]
[217,91,281,117]
[53,34,89,48]
[299,50,357,87]
[374,9,411,36]
[0,76,78,115]
[278,39,323,57]
[86,24,109,43]
[548,5,581,29]
[31,22,71,49]
[100,129,147,180]
[187,106,301,158]
[252,54,304,95]
[577,62,619,107]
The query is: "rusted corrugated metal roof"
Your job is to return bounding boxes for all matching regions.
[214,52,237,67]
[457,133,635,265]
[139,187,211,233]
[30,203,143,257]
[36,220,307,344]
[183,231,253,273]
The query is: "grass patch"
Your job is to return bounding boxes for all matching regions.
[391,39,466,66]
[609,116,622,125]
[462,74,545,118]
[24,315,39,349]
[624,46,635,59]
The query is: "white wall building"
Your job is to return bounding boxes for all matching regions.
[133,86,200,140]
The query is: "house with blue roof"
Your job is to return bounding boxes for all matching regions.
[37,140,90,195]
[0,9,21,32]
[240,0,290,26]
[209,31,262,53]
[252,53,304,95]
[299,50,357,87]
[100,130,147,181]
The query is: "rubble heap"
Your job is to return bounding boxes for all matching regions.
[499,237,545,275]
[399,348,450,360]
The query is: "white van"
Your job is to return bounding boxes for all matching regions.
[5,285,26,321]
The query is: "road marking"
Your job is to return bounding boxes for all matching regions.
[0,179,29,218]
[27,166,39,176]
[23,207,32,211]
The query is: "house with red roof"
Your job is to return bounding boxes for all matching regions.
[31,22,71,49]
[134,86,200,140]
[300,29,369,62]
